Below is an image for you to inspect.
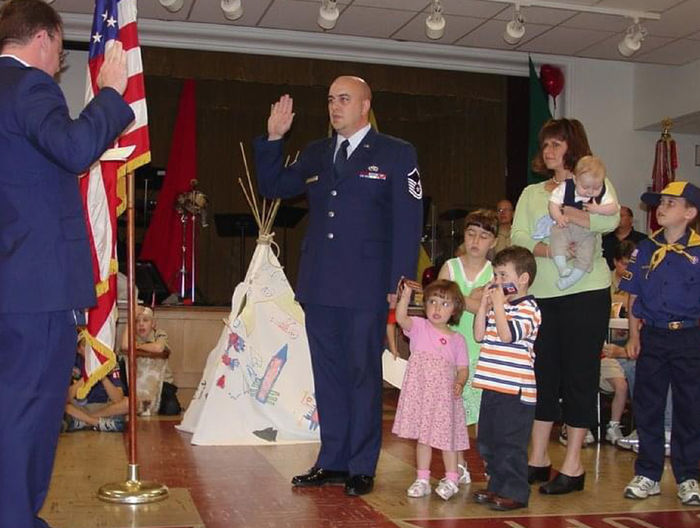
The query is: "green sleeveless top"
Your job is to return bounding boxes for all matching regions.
[446,257,493,425]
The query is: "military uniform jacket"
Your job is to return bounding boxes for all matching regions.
[0,56,135,313]
[254,128,423,311]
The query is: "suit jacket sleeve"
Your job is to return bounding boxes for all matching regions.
[390,141,422,291]
[18,72,134,174]
[253,136,307,199]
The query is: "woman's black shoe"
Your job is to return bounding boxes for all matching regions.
[539,472,585,494]
[527,465,551,484]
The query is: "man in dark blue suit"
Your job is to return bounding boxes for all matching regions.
[254,76,422,496]
[0,1,135,526]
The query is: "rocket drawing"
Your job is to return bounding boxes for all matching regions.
[255,344,288,403]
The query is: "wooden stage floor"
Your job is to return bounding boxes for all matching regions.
[42,389,700,528]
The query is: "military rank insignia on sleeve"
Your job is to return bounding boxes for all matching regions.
[407,168,422,200]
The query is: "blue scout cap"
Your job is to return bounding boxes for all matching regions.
[641,181,700,210]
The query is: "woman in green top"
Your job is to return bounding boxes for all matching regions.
[511,119,619,495]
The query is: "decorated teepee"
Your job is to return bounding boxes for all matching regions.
[177,146,319,445]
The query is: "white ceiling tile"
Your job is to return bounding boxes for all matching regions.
[260,0,325,33]
[332,6,417,38]
[643,1,700,38]
[519,26,612,55]
[352,0,428,10]
[392,14,485,44]
[577,33,673,61]
[635,37,700,65]
[596,0,683,11]
[438,0,507,18]
[494,6,577,25]
[189,0,272,26]
[455,19,552,51]
[563,12,632,31]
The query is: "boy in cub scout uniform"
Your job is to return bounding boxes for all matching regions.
[253,76,422,496]
[620,181,700,505]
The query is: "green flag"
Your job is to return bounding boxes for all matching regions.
[528,56,552,184]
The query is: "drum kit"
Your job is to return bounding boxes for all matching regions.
[421,205,470,275]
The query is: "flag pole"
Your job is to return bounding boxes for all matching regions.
[98,170,168,504]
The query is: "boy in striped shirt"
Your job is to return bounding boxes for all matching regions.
[471,246,541,511]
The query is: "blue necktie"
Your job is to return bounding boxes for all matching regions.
[334,139,349,179]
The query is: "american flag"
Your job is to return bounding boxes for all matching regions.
[76,0,150,398]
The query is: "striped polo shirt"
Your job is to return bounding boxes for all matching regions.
[472,295,541,405]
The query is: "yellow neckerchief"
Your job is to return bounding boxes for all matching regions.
[646,228,700,277]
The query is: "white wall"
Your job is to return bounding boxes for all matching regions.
[565,57,700,232]
[59,49,88,118]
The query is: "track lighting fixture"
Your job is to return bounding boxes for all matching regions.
[221,0,243,21]
[503,5,525,45]
[425,0,445,40]
[159,0,184,13]
[318,0,340,30]
[618,18,647,58]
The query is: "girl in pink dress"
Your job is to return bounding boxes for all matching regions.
[392,279,469,501]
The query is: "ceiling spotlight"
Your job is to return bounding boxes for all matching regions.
[159,0,184,13]
[425,0,445,40]
[503,6,525,45]
[221,0,243,21]
[618,18,647,57]
[318,0,339,30]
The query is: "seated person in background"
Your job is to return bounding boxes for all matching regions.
[121,306,173,416]
[610,240,637,317]
[600,345,629,444]
[548,156,619,290]
[63,336,128,432]
[602,206,647,270]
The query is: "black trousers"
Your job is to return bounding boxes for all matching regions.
[534,288,610,427]
[635,325,700,483]
[478,390,535,505]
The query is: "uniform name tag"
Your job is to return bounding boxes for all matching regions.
[305,175,319,184]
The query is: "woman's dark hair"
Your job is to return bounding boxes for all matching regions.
[422,279,465,326]
[0,0,62,51]
[531,118,592,176]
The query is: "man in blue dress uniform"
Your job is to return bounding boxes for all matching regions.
[254,76,422,495]
[0,1,135,525]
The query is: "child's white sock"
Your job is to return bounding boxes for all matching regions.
[557,268,585,289]
[553,255,572,277]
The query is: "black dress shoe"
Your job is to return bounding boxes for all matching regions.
[539,472,585,495]
[473,489,498,504]
[490,496,527,511]
[345,474,374,496]
[527,464,552,484]
[291,467,349,487]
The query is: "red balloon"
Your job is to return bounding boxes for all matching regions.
[540,64,564,99]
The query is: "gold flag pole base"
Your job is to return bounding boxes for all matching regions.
[98,464,169,504]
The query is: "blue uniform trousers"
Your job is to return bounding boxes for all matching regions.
[634,325,700,483]
[477,390,535,505]
[0,311,76,528]
[304,303,387,476]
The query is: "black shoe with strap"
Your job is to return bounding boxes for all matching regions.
[291,467,349,487]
